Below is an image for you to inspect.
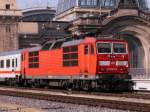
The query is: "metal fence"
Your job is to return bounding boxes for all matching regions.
[129,68,150,79]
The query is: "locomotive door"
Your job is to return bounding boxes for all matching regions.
[83,44,94,74]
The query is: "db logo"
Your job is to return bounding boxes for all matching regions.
[111,61,116,65]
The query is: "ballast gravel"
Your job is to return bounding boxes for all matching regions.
[0,95,135,112]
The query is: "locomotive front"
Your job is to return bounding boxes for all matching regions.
[96,40,129,76]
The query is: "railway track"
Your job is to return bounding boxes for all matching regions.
[0,87,150,112]
[1,85,150,100]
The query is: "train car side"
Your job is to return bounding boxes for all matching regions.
[0,50,22,84]
[21,38,97,80]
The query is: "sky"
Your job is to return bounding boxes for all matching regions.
[17,0,58,9]
[17,0,150,9]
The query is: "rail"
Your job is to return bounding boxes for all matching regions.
[0,87,150,112]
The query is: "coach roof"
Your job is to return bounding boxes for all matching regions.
[0,50,23,57]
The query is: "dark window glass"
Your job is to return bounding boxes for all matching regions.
[63,61,70,67]
[42,43,52,50]
[71,46,78,52]
[29,51,39,68]
[97,43,111,53]
[70,53,78,59]
[113,43,126,53]
[71,60,78,66]
[84,45,89,54]
[16,58,18,67]
[29,51,39,57]
[6,25,11,33]
[12,59,14,67]
[63,54,70,60]
[91,45,94,54]
[63,45,78,67]
[21,55,23,61]
[29,57,39,62]
[29,63,39,68]
[6,4,10,10]
[6,59,10,68]
[63,47,70,53]
[0,60,4,68]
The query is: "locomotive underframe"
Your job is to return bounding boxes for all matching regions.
[3,73,133,92]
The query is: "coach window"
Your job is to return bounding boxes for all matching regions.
[0,60,4,68]
[16,58,18,67]
[84,45,89,55]
[12,59,14,67]
[6,59,10,68]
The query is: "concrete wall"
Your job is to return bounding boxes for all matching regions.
[0,0,17,9]
[18,22,38,34]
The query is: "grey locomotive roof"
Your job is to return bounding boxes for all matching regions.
[61,39,83,47]
[0,50,23,57]
[26,46,42,52]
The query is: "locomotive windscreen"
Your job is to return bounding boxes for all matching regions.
[113,43,126,53]
[97,43,111,53]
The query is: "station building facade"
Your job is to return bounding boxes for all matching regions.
[55,0,148,21]
[18,7,69,49]
[56,0,150,79]
[0,0,22,52]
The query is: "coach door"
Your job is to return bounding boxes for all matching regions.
[83,44,95,74]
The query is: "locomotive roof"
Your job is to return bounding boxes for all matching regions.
[61,39,83,47]
[25,46,42,52]
[0,50,23,56]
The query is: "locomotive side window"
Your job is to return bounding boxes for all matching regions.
[84,45,89,54]
[113,43,127,53]
[63,46,78,67]
[29,51,39,68]
[63,47,70,53]
[91,45,94,54]
[97,43,111,54]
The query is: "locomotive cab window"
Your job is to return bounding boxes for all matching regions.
[113,43,127,53]
[97,43,111,54]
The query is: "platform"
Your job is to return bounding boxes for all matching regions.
[133,79,150,91]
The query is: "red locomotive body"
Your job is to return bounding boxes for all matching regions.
[21,37,129,81]
[0,36,132,91]
[96,40,129,75]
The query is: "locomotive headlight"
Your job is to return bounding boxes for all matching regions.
[99,61,110,66]
[116,61,128,66]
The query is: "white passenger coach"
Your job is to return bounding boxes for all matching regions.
[0,50,22,79]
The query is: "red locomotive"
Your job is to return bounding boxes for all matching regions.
[0,36,132,91]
